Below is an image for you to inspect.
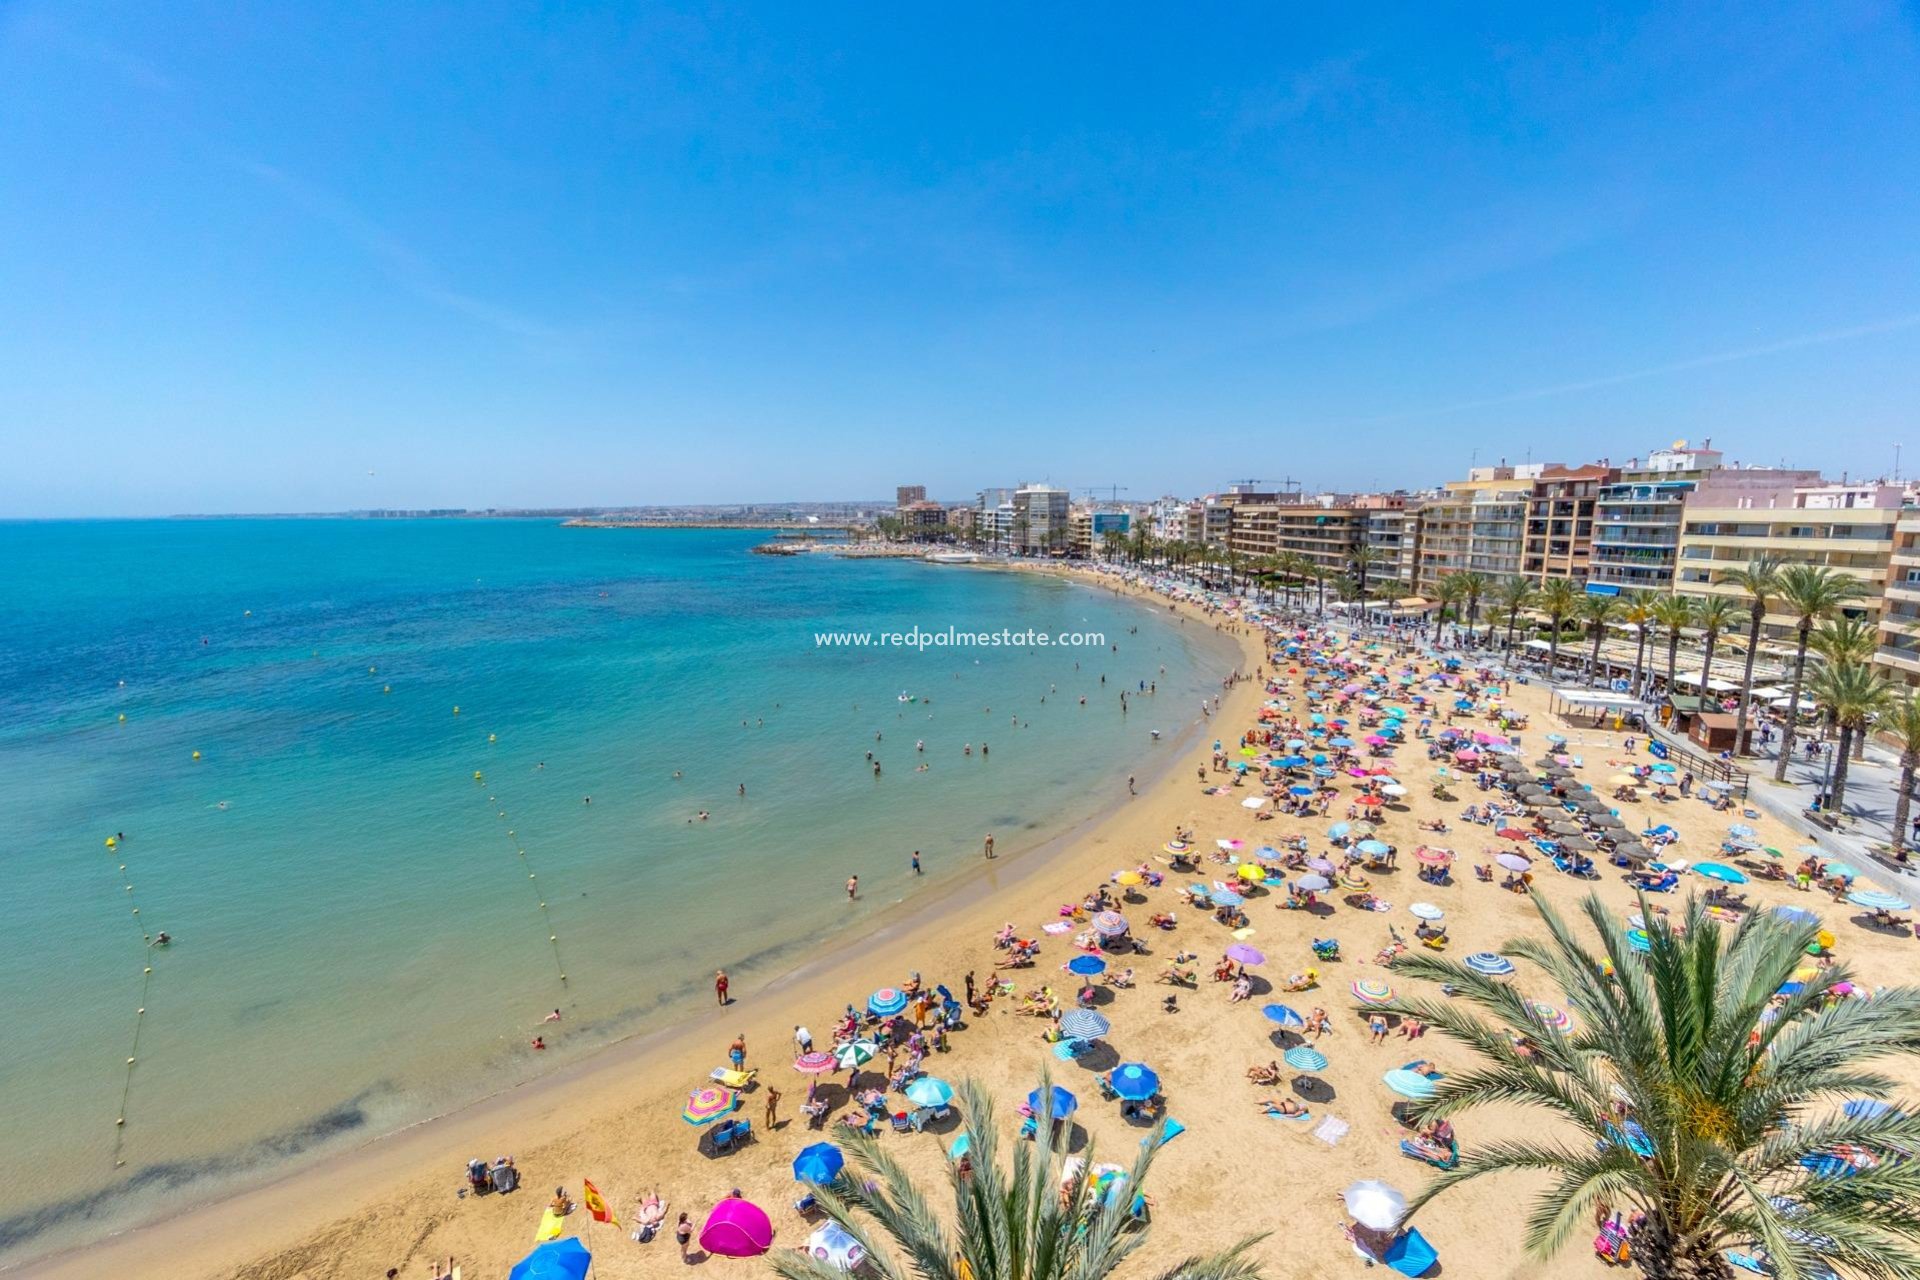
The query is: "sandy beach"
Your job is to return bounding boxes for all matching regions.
[28,571,1920,1280]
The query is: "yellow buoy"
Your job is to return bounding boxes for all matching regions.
[473,771,485,781]
[192,750,202,761]
[488,733,497,743]
[105,837,117,848]
[117,713,127,722]
[383,685,391,694]
[453,706,461,715]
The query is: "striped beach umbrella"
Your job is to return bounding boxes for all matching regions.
[793,1050,838,1074]
[1413,847,1452,865]
[1351,977,1394,1004]
[1848,890,1912,912]
[1058,1009,1111,1040]
[683,1085,739,1126]
[1383,1069,1437,1100]
[1091,911,1130,937]
[1284,1046,1328,1071]
[867,987,909,1017]
[1307,857,1338,874]
[1465,952,1514,976]
[833,1040,879,1069]
[1626,929,1651,953]
[1528,1000,1575,1033]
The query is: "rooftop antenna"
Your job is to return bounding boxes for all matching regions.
[1895,443,1903,483]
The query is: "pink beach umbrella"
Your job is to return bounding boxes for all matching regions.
[700,1198,774,1258]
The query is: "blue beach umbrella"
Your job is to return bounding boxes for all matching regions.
[905,1077,955,1108]
[1288,785,1314,796]
[1777,982,1805,997]
[1058,1009,1111,1040]
[510,1239,591,1280]
[1727,824,1757,838]
[1694,862,1748,884]
[1465,952,1515,977]
[1356,839,1390,856]
[1327,822,1351,839]
[1283,1046,1328,1071]
[1773,906,1820,926]
[1849,890,1911,911]
[1383,1069,1437,1100]
[1262,1003,1306,1028]
[1028,1085,1078,1117]
[867,987,910,1017]
[1067,954,1107,976]
[1329,736,1355,748]
[1110,1063,1161,1101]
[1211,889,1245,906]
[1626,929,1651,953]
[792,1142,846,1183]
[1843,1099,1896,1120]
[1286,738,1307,749]
[1277,755,1308,767]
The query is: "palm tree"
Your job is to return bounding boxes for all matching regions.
[1721,556,1782,754]
[1691,596,1746,706]
[1884,690,1920,860]
[1274,553,1309,610]
[1496,577,1538,651]
[1772,566,1867,783]
[1617,590,1654,695]
[1348,545,1385,599]
[1380,891,1920,1280]
[1451,571,1490,648]
[1432,575,1465,644]
[1805,660,1891,813]
[1811,618,1883,760]
[1537,578,1580,676]
[1574,592,1618,682]
[1648,592,1696,696]
[1099,529,1126,562]
[771,1078,1268,1280]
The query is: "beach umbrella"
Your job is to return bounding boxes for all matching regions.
[1329,736,1356,747]
[1326,822,1351,839]
[683,1085,739,1126]
[1287,784,1315,796]
[1059,1009,1111,1040]
[1409,902,1442,921]
[1496,853,1531,873]
[1067,954,1108,977]
[1091,911,1130,937]
[1163,840,1192,855]
[1547,820,1584,836]
[1277,754,1309,767]
[1114,871,1145,886]
[1241,796,1270,809]
[1225,943,1266,966]
[1383,1069,1437,1100]
[1343,1180,1408,1231]
[1848,890,1912,912]
[1649,762,1677,774]
[1308,857,1337,873]
[793,1050,838,1074]
[1109,1063,1161,1101]
[1356,839,1389,856]
[1381,784,1408,798]
[1590,814,1628,830]
[1028,1085,1079,1117]
[1284,1046,1329,1071]
[904,1077,955,1108]
[1356,794,1384,808]
[1294,874,1331,892]
[1772,905,1820,926]
[1728,824,1757,838]
[1843,1099,1897,1120]
[1263,1003,1306,1028]
[1413,847,1452,865]
[1351,977,1394,1004]
[510,1239,591,1280]
[1465,952,1514,977]
[700,1198,774,1258]
[833,1040,879,1069]
[1528,1000,1575,1033]
[1626,929,1651,953]
[803,1223,866,1273]
[1694,862,1748,884]
[867,987,910,1017]
[1496,826,1530,840]
[1211,888,1246,906]
[792,1142,846,1183]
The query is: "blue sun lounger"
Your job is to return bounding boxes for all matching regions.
[1383,1226,1439,1277]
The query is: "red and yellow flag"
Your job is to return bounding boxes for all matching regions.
[582,1178,618,1227]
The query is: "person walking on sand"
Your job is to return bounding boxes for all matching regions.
[714,969,730,1006]
[911,850,922,875]
[675,1212,693,1260]
[729,1033,747,1069]
[847,874,859,900]
[765,1085,782,1129]
[984,833,995,859]
[793,1024,812,1053]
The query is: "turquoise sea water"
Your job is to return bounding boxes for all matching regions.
[0,520,1230,1260]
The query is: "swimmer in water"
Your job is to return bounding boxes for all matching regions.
[544,1008,562,1023]
[916,739,925,752]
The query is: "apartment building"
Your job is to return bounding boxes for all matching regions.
[1521,463,1616,585]
[895,485,927,508]
[1364,504,1421,594]
[1877,510,1920,684]
[1414,466,1545,591]
[1675,473,1899,635]
[1069,508,1132,557]
[899,500,948,533]
[1011,483,1072,553]
[975,487,1015,549]
[1589,443,1724,594]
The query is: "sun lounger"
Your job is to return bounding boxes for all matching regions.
[1399,1137,1458,1169]
[708,1117,754,1154]
[710,1067,756,1088]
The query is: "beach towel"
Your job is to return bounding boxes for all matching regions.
[1042,922,1072,934]
[1231,927,1257,940]
[1265,1107,1312,1121]
[1141,1117,1186,1148]
[1312,1115,1350,1146]
[534,1209,567,1242]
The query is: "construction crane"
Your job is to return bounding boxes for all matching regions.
[1080,484,1130,502]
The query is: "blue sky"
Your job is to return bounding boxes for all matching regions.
[2,2,1917,516]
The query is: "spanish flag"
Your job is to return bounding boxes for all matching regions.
[582,1178,618,1227]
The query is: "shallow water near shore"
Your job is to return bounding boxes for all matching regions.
[0,520,1232,1261]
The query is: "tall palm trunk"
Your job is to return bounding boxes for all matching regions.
[1700,631,1720,705]
[1830,722,1855,812]
[1547,628,1561,675]
[1589,626,1604,676]
[1894,751,1917,857]
[1665,631,1681,691]
[1631,630,1648,696]
[1733,612,1764,754]
[1505,610,1521,650]
[1773,624,1813,783]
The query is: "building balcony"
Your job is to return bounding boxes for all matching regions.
[1877,644,1920,674]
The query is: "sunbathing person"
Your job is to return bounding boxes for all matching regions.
[1229,974,1253,1002]
[1245,1060,1282,1085]
[1258,1096,1307,1116]
[1306,1007,1332,1038]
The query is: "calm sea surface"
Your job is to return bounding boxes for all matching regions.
[0,519,1230,1259]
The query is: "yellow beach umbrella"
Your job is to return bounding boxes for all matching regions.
[1115,871,1145,886]
[1237,863,1266,882]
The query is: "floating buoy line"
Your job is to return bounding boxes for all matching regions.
[474,751,570,990]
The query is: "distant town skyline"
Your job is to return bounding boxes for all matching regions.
[3,3,1917,517]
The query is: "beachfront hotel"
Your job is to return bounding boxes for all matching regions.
[1588,443,1726,594]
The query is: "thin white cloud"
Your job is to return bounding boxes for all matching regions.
[1350,311,1920,425]
[243,161,564,348]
